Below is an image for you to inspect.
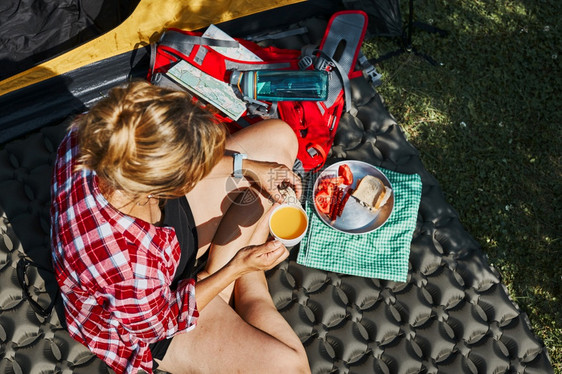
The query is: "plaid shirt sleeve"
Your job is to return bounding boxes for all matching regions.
[106,277,199,340]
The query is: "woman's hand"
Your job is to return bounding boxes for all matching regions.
[233,240,289,274]
[229,202,288,274]
[243,159,302,203]
[194,239,288,310]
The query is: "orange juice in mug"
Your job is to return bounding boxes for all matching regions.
[269,204,308,247]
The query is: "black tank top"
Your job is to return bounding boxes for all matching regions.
[162,196,198,289]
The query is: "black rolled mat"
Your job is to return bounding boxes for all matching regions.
[0,17,553,374]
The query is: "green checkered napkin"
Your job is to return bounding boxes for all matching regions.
[297,167,422,282]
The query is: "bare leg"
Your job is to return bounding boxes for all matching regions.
[158,197,308,373]
[195,190,306,359]
[156,295,309,374]
[198,189,272,301]
[186,119,298,256]
[156,120,308,373]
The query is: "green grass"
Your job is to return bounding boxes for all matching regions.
[362,0,561,370]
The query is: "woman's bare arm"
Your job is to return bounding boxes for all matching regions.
[193,240,288,310]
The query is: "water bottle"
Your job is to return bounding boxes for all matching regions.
[232,70,329,101]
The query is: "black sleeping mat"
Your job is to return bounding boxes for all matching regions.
[0,15,553,374]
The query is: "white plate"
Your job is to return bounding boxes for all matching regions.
[312,160,394,234]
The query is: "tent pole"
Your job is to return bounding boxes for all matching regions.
[370,0,448,66]
[405,0,414,51]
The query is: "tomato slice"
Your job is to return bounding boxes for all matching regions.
[338,164,353,185]
[315,191,331,214]
[315,172,349,216]
[318,176,343,191]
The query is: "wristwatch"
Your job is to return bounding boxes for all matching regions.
[232,152,248,179]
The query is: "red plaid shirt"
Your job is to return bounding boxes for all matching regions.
[50,129,199,374]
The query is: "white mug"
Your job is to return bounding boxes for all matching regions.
[268,204,309,247]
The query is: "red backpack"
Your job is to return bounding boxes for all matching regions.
[148,11,368,172]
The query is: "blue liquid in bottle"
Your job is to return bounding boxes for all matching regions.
[242,70,329,101]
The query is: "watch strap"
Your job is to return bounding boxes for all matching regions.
[232,153,247,179]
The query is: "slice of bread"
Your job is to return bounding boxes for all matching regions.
[352,175,391,212]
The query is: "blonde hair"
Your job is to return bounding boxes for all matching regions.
[73,80,227,199]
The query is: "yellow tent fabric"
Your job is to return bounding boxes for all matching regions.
[0,0,304,96]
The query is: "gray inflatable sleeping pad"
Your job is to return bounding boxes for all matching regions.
[0,18,553,374]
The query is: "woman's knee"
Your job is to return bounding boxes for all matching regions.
[259,119,299,166]
[227,119,298,167]
[271,350,310,374]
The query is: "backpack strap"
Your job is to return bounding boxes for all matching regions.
[357,52,383,86]
[224,60,293,71]
[305,143,328,171]
[299,11,368,115]
[246,26,309,42]
[301,46,355,115]
[159,30,240,52]
[157,30,294,72]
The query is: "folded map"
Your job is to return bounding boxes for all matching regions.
[165,60,246,120]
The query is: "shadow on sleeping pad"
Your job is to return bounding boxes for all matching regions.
[0,21,554,374]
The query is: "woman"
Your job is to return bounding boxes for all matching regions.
[50,80,310,374]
